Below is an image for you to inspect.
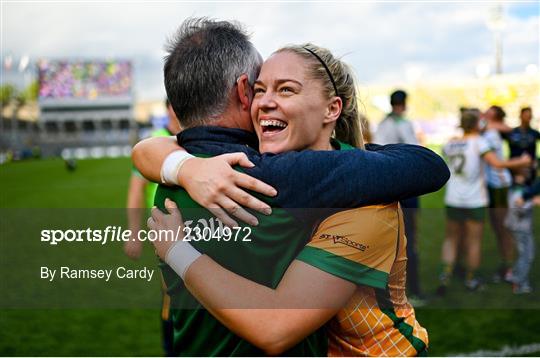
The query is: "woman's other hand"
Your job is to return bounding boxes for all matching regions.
[147,199,184,260]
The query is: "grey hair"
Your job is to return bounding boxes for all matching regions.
[164,17,262,128]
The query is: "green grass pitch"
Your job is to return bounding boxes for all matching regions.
[0,157,539,356]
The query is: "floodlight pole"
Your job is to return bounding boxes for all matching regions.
[495,29,503,75]
[488,4,506,75]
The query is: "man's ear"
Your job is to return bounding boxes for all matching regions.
[236,74,251,111]
[324,97,342,124]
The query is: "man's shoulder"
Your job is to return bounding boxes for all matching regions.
[154,184,196,207]
[476,135,492,153]
[399,118,415,130]
[375,116,397,136]
[379,115,396,125]
[179,126,260,157]
[402,116,414,124]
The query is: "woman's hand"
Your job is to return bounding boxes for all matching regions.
[179,153,277,227]
[133,136,277,227]
[147,198,185,260]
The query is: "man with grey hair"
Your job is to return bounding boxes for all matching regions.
[163,18,262,129]
[133,17,449,356]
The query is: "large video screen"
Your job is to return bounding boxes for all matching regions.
[38,60,132,100]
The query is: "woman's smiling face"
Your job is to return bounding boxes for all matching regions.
[251,51,333,154]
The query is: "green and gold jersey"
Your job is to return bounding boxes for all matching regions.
[297,204,428,356]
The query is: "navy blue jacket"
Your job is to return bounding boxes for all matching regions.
[177,126,449,215]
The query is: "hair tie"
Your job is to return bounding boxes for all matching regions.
[303,47,340,98]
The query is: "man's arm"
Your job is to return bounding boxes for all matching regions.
[491,121,512,135]
[400,121,419,145]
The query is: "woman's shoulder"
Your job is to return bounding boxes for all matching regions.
[331,138,355,151]
[314,204,400,244]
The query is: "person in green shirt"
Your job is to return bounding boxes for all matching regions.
[125,99,181,259]
[124,99,180,356]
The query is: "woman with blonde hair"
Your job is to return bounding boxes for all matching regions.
[146,43,429,356]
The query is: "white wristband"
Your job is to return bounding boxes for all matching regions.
[165,240,202,281]
[160,150,195,185]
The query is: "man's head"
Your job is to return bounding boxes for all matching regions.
[485,105,506,123]
[390,90,407,115]
[164,17,262,130]
[520,107,532,128]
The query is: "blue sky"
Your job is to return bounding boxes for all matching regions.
[2,1,539,100]
[508,2,539,18]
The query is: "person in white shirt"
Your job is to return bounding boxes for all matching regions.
[374,90,424,302]
[374,90,418,145]
[438,109,530,294]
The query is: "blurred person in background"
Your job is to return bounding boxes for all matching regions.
[438,109,531,294]
[502,107,539,183]
[125,98,181,259]
[482,105,526,283]
[505,169,540,294]
[374,90,424,304]
[374,90,418,144]
[124,98,180,357]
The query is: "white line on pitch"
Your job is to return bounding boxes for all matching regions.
[450,343,540,357]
